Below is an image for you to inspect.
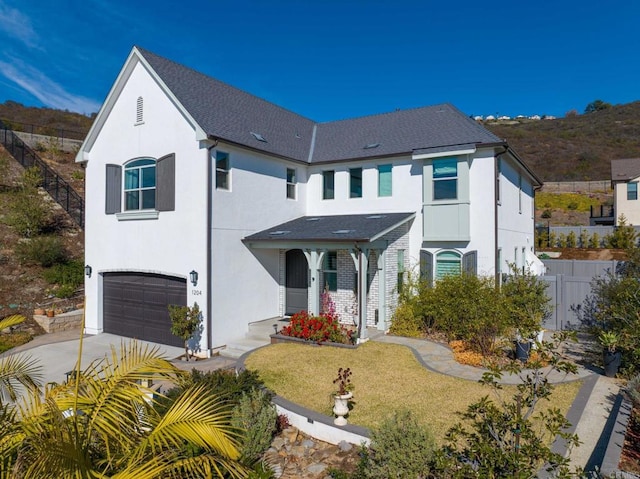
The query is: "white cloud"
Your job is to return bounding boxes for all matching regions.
[0,58,100,114]
[0,0,39,49]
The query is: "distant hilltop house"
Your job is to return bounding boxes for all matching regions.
[76,46,543,353]
[475,114,546,122]
[611,158,640,225]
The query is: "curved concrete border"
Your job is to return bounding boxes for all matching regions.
[238,345,370,446]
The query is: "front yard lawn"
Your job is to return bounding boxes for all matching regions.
[245,341,582,443]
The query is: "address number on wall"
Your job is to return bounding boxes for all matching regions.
[192,290,203,296]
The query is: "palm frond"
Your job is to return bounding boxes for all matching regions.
[137,384,242,461]
[0,314,25,332]
[0,353,42,403]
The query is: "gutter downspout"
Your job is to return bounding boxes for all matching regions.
[494,145,508,289]
[206,137,218,355]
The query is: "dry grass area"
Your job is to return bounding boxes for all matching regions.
[245,342,582,443]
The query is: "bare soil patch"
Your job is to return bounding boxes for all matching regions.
[620,406,640,474]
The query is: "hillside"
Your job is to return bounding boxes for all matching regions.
[487,101,640,182]
[0,100,93,140]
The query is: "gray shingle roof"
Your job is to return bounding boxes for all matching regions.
[137,47,504,164]
[611,158,640,182]
[244,212,415,243]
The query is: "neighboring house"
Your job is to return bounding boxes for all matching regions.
[611,158,640,225]
[76,46,543,353]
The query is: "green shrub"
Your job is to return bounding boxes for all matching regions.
[422,274,508,356]
[231,388,277,464]
[361,409,435,479]
[579,229,590,248]
[54,284,76,299]
[567,201,578,210]
[589,232,600,248]
[156,368,265,416]
[627,374,640,408]
[567,231,577,248]
[43,259,84,287]
[389,301,423,337]
[15,236,67,267]
[502,265,551,340]
[549,231,558,248]
[606,215,638,249]
[541,209,552,219]
[6,190,48,237]
[558,232,568,248]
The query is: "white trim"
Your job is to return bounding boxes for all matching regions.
[412,147,476,160]
[76,47,206,164]
[116,210,159,221]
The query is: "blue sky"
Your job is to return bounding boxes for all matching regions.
[0,0,638,121]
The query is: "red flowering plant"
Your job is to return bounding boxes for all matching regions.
[279,310,354,344]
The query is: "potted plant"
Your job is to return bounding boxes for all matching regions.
[332,367,353,426]
[34,307,45,316]
[168,302,201,362]
[46,309,55,318]
[599,331,622,377]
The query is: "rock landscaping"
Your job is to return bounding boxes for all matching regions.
[263,426,360,478]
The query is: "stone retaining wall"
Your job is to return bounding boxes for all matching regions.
[33,309,83,333]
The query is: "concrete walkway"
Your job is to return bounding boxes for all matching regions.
[374,333,594,384]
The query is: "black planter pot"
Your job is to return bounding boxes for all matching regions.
[603,350,622,377]
[515,341,531,362]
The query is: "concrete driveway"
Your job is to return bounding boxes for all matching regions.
[2,332,184,386]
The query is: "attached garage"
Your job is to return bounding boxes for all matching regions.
[103,272,186,347]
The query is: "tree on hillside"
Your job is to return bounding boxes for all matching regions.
[585,99,612,113]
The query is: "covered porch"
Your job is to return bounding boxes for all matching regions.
[243,212,415,341]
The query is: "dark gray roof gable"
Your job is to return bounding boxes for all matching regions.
[244,212,415,243]
[611,158,640,182]
[136,47,504,164]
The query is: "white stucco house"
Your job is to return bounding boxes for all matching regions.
[611,158,640,226]
[76,46,543,353]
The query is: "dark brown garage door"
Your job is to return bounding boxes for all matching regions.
[103,272,186,347]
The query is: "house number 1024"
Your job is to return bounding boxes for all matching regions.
[192,290,202,296]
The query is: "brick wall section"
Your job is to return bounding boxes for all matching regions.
[278,221,411,327]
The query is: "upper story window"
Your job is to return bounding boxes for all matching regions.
[378,164,392,197]
[350,167,362,198]
[135,96,144,124]
[433,158,457,200]
[106,154,175,218]
[216,151,230,190]
[323,251,338,291]
[518,174,523,213]
[628,182,638,201]
[323,170,335,200]
[124,159,156,210]
[286,168,297,199]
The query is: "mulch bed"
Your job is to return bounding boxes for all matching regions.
[619,406,640,474]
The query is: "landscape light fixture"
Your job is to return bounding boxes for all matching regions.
[190,270,198,287]
[84,265,92,278]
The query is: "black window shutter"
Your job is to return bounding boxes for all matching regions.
[420,250,433,285]
[156,153,175,212]
[463,250,478,276]
[105,164,122,214]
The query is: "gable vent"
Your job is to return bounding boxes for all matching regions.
[136,96,143,124]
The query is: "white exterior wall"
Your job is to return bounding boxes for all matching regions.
[210,144,307,347]
[498,156,537,274]
[467,153,498,275]
[83,60,209,340]
[307,157,424,268]
[614,177,640,225]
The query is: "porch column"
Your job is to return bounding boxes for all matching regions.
[377,249,387,331]
[303,249,325,315]
[358,248,369,342]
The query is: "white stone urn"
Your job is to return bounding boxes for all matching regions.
[333,392,353,426]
